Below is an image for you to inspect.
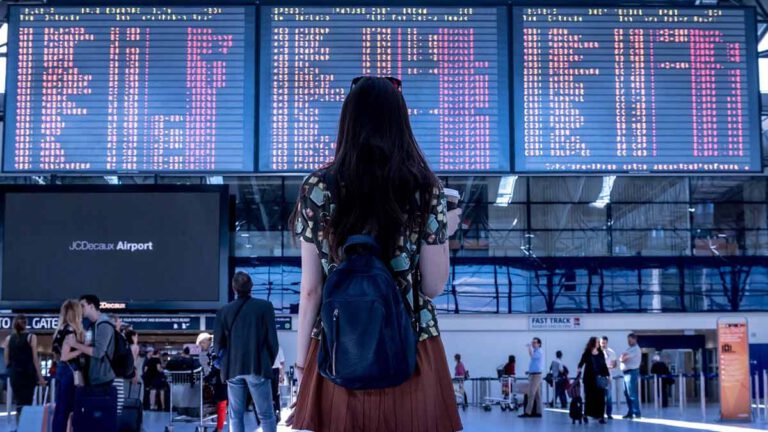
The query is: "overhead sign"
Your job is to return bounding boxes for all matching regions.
[717,317,752,422]
[120,316,201,332]
[275,316,292,331]
[0,314,204,332]
[0,315,59,331]
[203,315,292,331]
[529,315,582,331]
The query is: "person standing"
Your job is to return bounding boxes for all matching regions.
[620,333,642,419]
[503,355,516,376]
[550,350,568,409]
[287,76,463,432]
[650,354,673,408]
[601,336,621,419]
[142,348,165,411]
[124,330,140,378]
[454,353,469,378]
[214,271,279,432]
[454,354,469,410]
[2,314,46,419]
[51,300,85,432]
[197,333,227,432]
[577,337,610,424]
[519,337,544,418]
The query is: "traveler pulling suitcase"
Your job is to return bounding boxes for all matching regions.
[119,382,143,432]
[18,386,54,432]
[73,384,118,432]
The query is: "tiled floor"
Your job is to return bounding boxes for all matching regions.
[2,404,767,431]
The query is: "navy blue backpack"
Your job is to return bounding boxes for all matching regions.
[317,235,419,390]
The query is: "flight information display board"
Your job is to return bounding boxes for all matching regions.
[513,7,761,173]
[3,6,256,173]
[259,6,511,173]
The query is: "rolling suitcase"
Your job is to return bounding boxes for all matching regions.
[18,386,54,432]
[118,382,143,432]
[73,384,118,432]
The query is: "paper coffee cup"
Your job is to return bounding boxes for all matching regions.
[444,188,460,211]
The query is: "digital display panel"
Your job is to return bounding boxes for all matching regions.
[3,6,256,173]
[0,186,230,310]
[259,6,511,173]
[513,6,761,173]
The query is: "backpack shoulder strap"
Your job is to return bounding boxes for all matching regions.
[224,298,250,372]
[227,298,250,336]
[95,320,117,362]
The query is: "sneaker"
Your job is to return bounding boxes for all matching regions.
[606,415,613,420]
[518,414,530,418]
[634,415,642,419]
[623,414,633,419]
[530,414,542,418]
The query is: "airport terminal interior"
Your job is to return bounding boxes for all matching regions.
[0,0,768,431]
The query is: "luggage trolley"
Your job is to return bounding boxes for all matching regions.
[482,375,521,412]
[164,368,217,432]
[452,377,468,411]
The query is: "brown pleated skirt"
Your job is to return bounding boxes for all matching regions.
[288,336,463,432]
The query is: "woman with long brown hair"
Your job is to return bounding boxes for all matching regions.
[288,76,463,431]
[2,314,46,418]
[577,336,611,424]
[51,299,85,432]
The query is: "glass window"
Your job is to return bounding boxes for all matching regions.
[530,230,609,256]
[529,177,604,203]
[612,203,690,229]
[690,177,767,202]
[612,230,690,256]
[612,177,688,203]
[530,204,606,229]
[237,265,300,314]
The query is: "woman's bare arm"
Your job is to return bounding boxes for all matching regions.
[296,240,323,375]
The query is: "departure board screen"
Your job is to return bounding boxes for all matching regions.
[513,7,761,173]
[3,6,256,173]
[259,6,511,173]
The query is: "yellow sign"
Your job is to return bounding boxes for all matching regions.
[717,318,751,422]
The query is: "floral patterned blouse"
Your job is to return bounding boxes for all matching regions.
[294,169,447,341]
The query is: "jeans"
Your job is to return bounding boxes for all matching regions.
[53,362,75,432]
[554,379,568,408]
[623,370,641,417]
[227,375,276,432]
[605,378,613,416]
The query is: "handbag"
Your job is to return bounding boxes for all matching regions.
[596,376,610,390]
[544,372,554,386]
[66,362,85,387]
[591,354,610,389]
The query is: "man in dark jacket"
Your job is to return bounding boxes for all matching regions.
[650,355,673,408]
[215,272,279,432]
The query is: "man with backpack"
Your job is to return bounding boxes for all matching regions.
[214,272,279,432]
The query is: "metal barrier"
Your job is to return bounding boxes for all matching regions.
[5,376,12,422]
[763,370,767,421]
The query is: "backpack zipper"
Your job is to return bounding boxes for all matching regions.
[332,308,339,376]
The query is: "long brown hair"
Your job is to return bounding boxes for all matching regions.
[12,314,27,335]
[293,76,439,263]
[584,336,601,355]
[54,299,84,343]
